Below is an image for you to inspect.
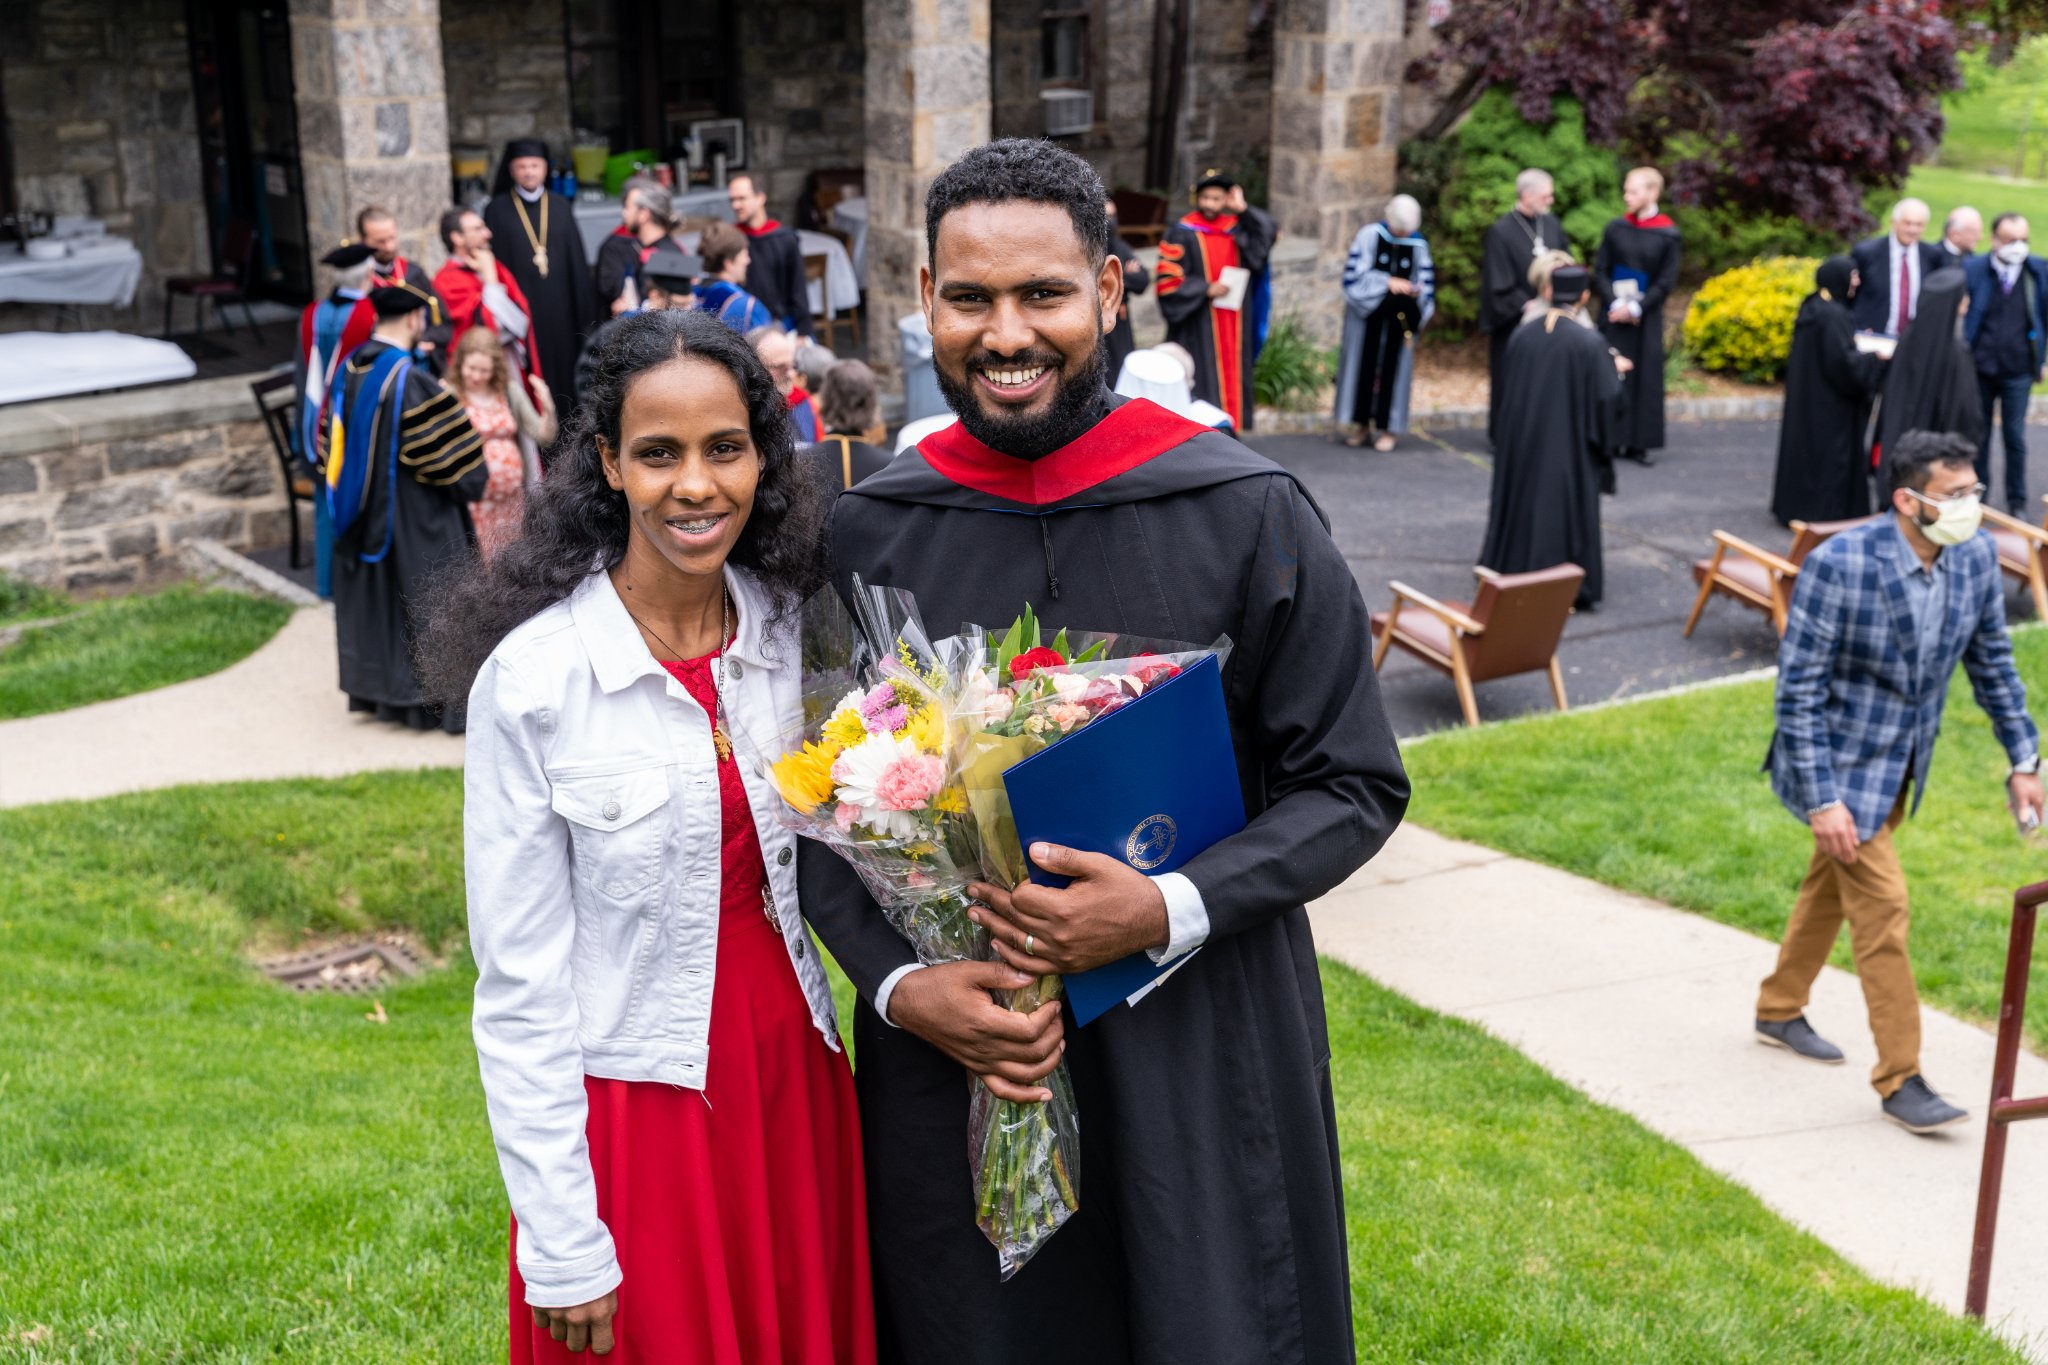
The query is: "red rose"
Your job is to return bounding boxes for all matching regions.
[1130,652,1181,689]
[1009,646,1067,680]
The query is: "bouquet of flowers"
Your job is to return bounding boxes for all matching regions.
[758,581,1223,1278]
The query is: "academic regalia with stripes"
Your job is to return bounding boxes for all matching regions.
[1155,208,1275,431]
[327,337,487,732]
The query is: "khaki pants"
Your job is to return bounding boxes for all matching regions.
[1756,793,1919,1097]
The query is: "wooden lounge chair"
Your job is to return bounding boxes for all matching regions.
[1682,516,1874,638]
[1370,563,1585,727]
[1983,501,2048,623]
[250,370,312,570]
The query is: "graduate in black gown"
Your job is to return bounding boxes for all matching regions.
[1591,167,1682,465]
[484,138,595,405]
[801,139,1408,1365]
[727,172,814,337]
[1103,197,1150,376]
[1480,169,1569,446]
[1154,170,1276,431]
[1875,266,1985,462]
[1480,265,1618,608]
[326,288,486,732]
[1771,256,1888,525]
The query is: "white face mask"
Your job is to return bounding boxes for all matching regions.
[1997,241,2031,265]
[1918,492,1983,546]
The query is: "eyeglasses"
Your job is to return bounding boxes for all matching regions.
[1905,482,1986,507]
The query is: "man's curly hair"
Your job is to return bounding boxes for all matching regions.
[924,138,1108,269]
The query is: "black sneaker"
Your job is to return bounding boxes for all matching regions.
[1755,1015,1845,1064]
[1882,1075,1970,1134]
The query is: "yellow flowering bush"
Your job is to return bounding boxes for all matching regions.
[1682,256,1820,384]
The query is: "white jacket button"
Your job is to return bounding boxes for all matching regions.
[777,847,792,866]
[602,800,621,821]
[728,660,744,679]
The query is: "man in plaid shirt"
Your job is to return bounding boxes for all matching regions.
[1758,429,2044,1134]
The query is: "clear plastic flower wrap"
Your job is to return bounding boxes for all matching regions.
[750,580,1225,1279]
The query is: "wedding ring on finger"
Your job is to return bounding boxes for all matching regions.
[1024,933,1035,957]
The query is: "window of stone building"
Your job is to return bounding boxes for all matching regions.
[1041,11,1089,87]
[567,0,741,159]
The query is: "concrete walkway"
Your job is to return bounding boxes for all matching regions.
[1311,823,2048,1361]
[0,605,461,808]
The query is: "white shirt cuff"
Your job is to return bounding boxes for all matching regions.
[875,963,921,1027]
[1147,872,1210,965]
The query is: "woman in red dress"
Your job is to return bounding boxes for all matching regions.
[419,309,872,1362]
[446,325,557,562]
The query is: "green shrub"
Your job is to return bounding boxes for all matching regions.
[1681,257,1819,384]
[1667,202,1837,282]
[1253,314,1334,411]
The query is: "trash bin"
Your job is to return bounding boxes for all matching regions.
[897,312,946,423]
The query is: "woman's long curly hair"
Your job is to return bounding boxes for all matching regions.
[416,308,827,707]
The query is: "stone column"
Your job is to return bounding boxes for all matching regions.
[289,0,453,289]
[862,0,991,387]
[1268,0,1404,259]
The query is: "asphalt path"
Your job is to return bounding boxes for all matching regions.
[1249,420,2020,738]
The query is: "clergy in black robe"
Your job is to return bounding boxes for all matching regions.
[1772,256,1888,525]
[1154,170,1276,431]
[1103,201,1150,376]
[484,138,596,405]
[1591,169,1682,462]
[1480,171,1568,445]
[1480,266,1617,608]
[1875,266,1985,461]
[801,137,1408,1365]
[327,288,486,732]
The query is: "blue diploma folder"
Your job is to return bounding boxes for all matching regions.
[1002,654,1247,1025]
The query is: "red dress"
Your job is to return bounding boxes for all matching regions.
[510,650,875,1365]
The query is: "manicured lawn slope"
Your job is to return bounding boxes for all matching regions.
[1404,628,2048,1050]
[0,776,2019,1360]
[0,584,292,720]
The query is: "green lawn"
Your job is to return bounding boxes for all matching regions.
[0,775,2020,1360]
[1936,40,2048,181]
[0,584,292,720]
[1405,627,2048,1051]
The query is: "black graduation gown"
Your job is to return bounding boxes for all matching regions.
[741,224,813,337]
[1875,268,1985,458]
[328,339,487,732]
[1156,208,1276,431]
[483,190,596,402]
[1592,217,1682,452]
[1480,312,1617,605]
[1105,233,1151,375]
[1480,210,1568,444]
[803,394,1410,1365]
[1772,293,1885,524]
[592,230,641,316]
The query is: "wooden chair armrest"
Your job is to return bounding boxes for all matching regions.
[1388,580,1485,635]
[1709,530,1799,579]
[1982,504,2048,544]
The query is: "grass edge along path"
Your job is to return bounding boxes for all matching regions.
[0,583,293,721]
[0,773,2021,1361]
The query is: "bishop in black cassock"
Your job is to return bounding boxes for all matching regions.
[1480,266,1616,608]
[1480,178,1568,446]
[326,288,486,732]
[484,138,596,404]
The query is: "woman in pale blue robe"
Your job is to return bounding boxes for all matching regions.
[1335,194,1435,451]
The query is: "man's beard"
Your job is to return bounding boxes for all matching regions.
[936,335,1108,460]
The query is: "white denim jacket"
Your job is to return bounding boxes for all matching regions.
[464,565,836,1308]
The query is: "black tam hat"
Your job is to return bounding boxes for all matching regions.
[1550,265,1590,305]
[369,286,430,319]
[321,243,376,269]
[642,250,703,294]
[1193,168,1237,195]
[494,138,552,195]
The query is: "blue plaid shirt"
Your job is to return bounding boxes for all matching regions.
[1767,517,2038,841]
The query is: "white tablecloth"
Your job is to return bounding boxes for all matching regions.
[830,196,868,286]
[575,188,734,265]
[678,228,861,318]
[0,238,144,308]
[0,330,195,406]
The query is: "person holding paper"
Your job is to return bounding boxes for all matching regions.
[1758,430,2041,1135]
[1591,166,1680,467]
[1154,169,1276,432]
[1771,256,1888,525]
[799,138,1410,1365]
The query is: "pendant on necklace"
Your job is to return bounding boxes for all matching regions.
[533,248,549,278]
[713,724,733,763]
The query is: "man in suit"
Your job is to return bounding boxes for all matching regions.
[1756,430,2043,1134]
[1941,205,1984,261]
[1851,198,1944,335]
[1963,213,2048,514]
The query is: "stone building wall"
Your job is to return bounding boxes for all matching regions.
[439,0,574,176]
[1178,0,1271,193]
[0,0,207,335]
[739,0,868,218]
[0,381,287,595]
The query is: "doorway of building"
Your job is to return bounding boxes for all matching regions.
[188,0,312,305]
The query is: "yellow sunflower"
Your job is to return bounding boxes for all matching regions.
[822,705,868,751]
[770,740,839,811]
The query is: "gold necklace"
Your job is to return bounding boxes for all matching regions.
[623,588,734,762]
[514,192,549,278]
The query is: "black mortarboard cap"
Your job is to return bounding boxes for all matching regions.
[1194,168,1237,194]
[1550,265,1590,303]
[642,250,703,292]
[322,242,376,268]
[369,286,430,318]
[503,137,550,163]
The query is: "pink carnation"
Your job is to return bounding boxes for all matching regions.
[1049,702,1092,732]
[834,802,860,832]
[873,754,948,811]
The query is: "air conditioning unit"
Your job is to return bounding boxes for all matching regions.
[1042,89,1094,138]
